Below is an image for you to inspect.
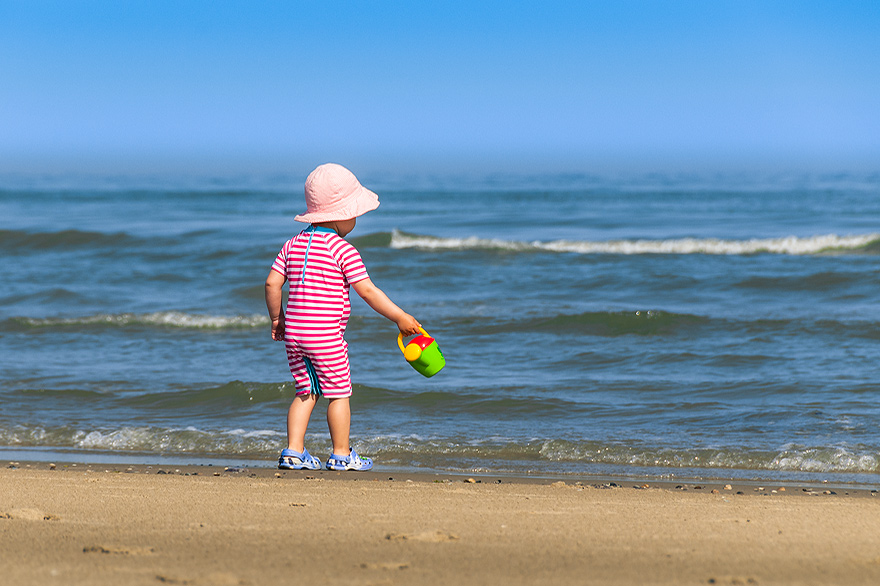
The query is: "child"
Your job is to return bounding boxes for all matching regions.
[265,163,421,471]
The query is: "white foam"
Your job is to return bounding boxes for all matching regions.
[227,429,284,438]
[771,446,879,473]
[19,312,268,329]
[536,439,880,473]
[389,230,880,256]
[66,426,285,455]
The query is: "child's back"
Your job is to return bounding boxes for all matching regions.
[273,226,368,397]
[264,163,421,472]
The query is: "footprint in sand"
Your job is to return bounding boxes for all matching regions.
[83,545,155,555]
[385,530,458,542]
[360,561,410,570]
[707,577,758,585]
[1,508,60,521]
[155,576,195,585]
[155,572,243,585]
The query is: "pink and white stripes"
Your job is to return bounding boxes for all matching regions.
[271,227,369,397]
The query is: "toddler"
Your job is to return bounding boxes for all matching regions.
[265,163,421,471]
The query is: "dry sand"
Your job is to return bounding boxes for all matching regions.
[2,463,879,585]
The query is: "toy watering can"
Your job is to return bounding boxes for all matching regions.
[398,327,445,378]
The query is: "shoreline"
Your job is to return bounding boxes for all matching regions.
[3,464,880,585]
[5,459,878,498]
[4,449,880,493]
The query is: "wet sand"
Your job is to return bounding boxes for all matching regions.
[2,462,879,585]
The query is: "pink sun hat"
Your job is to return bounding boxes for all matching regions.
[294,163,380,223]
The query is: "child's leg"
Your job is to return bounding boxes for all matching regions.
[287,394,318,452]
[326,397,351,456]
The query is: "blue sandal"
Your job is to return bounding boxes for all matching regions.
[278,447,321,470]
[326,448,373,471]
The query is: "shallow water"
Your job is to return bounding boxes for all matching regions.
[2,173,879,484]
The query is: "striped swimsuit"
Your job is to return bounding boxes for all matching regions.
[271,226,369,398]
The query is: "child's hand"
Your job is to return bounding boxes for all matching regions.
[396,313,422,337]
[271,318,285,341]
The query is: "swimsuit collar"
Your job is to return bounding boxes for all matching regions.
[305,225,337,235]
[300,225,335,284]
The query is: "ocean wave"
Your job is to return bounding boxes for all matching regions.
[3,423,876,476]
[2,383,582,416]
[120,381,296,410]
[354,386,589,416]
[380,230,880,256]
[6,312,268,330]
[0,424,285,458]
[485,310,707,336]
[7,309,880,341]
[734,271,867,291]
[535,440,880,475]
[0,229,137,251]
[461,309,880,339]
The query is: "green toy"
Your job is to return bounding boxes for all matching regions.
[397,327,445,378]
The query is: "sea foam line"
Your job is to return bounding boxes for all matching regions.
[3,424,878,474]
[13,312,268,329]
[389,230,880,255]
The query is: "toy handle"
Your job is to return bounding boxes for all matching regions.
[398,326,429,354]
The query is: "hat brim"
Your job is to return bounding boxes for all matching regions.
[294,184,380,223]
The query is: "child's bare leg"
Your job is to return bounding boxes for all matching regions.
[327,397,351,456]
[287,394,318,452]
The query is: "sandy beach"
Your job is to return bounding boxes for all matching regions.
[1,463,879,585]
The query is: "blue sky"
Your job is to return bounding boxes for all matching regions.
[1,1,878,177]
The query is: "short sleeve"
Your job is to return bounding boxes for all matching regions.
[332,239,369,284]
[271,240,290,277]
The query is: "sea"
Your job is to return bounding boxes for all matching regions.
[2,171,879,486]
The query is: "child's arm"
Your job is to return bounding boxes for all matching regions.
[265,270,287,341]
[352,278,422,336]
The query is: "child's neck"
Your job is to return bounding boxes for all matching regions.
[312,218,356,238]
[311,222,338,234]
